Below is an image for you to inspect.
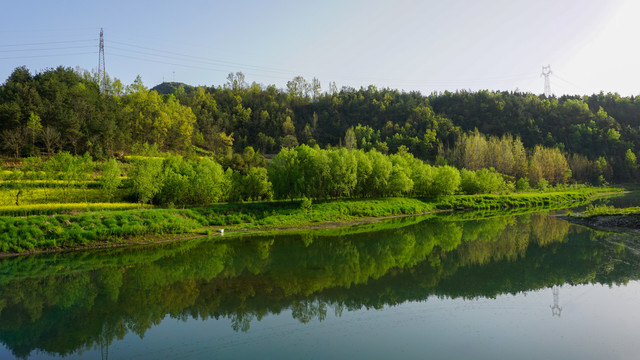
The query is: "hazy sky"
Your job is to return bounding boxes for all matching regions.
[1,0,638,95]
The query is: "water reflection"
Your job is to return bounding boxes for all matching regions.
[550,286,562,317]
[0,211,633,358]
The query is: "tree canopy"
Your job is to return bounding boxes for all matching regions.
[2,66,640,183]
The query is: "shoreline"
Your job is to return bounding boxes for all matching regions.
[0,188,624,257]
[0,210,444,258]
[562,214,640,232]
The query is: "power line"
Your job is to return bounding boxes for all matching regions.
[0,39,96,48]
[0,45,95,53]
[107,39,299,76]
[0,32,548,92]
[108,52,294,81]
[107,45,233,69]
[109,52,228,72]
[552,73,585,94]
[0,52,96,60]
[108,38,541,87]
[550,81,577,95]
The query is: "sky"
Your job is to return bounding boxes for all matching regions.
[1,0,639,96]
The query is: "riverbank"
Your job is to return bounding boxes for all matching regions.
[0,187,623,255]
[565,203,640,231]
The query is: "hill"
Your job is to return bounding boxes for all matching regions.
[150,82,195,95]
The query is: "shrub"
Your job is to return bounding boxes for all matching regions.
[431,166,461,196]
[300,196,312,212]
[516,177,531,191]
[537,179,549,191]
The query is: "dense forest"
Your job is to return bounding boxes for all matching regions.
[1,66,639,184]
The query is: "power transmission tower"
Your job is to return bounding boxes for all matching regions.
[541,65,551,98]
[550,285,562,317]
[98,28,106,85]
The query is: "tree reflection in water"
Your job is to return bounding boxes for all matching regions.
[0,212,631,358]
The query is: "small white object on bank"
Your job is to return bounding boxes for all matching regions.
[218,228,224,235]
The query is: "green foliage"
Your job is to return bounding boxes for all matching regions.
[191,157,229,204]
[516,177,531,191]
[575,203,640,217]
[536,179,549,191]
[0,203,141,216]
[431,165,461,196]
[0,209,202,252]
[300,196,312,212]
[129,158,164,206]
[2,67,640,185]
[126,156,232,206]
[0,205,624,359]
[460,168,508,195]
[230,167,272,202]
[268,146,467,200]
[22,156,43,172]
[435,188,616,211]
[0,188,109,206]
[100,158,122,202]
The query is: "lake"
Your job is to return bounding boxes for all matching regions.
[2,195,640,359]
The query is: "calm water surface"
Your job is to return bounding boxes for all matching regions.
[2,195,640,359]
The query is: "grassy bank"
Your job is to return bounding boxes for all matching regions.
[565,203,640,230]
[0,203,143,216]
[436,187,620,210]
[0,198,438,253]
[0,187,622,254]
[569,204,640,217]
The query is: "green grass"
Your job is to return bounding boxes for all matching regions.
[0,170,94,181]
[0,179,100,189]
[0,203,143,216]
[250,198,436,228]
[186,198,436,228]
[0,198,437,253]
[434,187,621,211]
[0,209,203,253]
[221,213,436,240]
[0,186,623,254]
[0,188,127,206]
[569,204,640,217]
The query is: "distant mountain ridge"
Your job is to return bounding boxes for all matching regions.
[150,82,195,95]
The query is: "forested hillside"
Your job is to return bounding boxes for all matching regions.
[1,66,639,183]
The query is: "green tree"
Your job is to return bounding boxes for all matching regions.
[388,165,413,196]
[344,127,357,150]
[327,148,357,198]
[156,155,192,206]
[100,158,122,202]
[130,159,164,207]
[190,158,229,204]
[241,167,273,201]
[431,166,461,196]
[625,149,637,177]
[268,147,300,199]
[366,150,392,197]
[411,163,435,197]
[26,112,42,153]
